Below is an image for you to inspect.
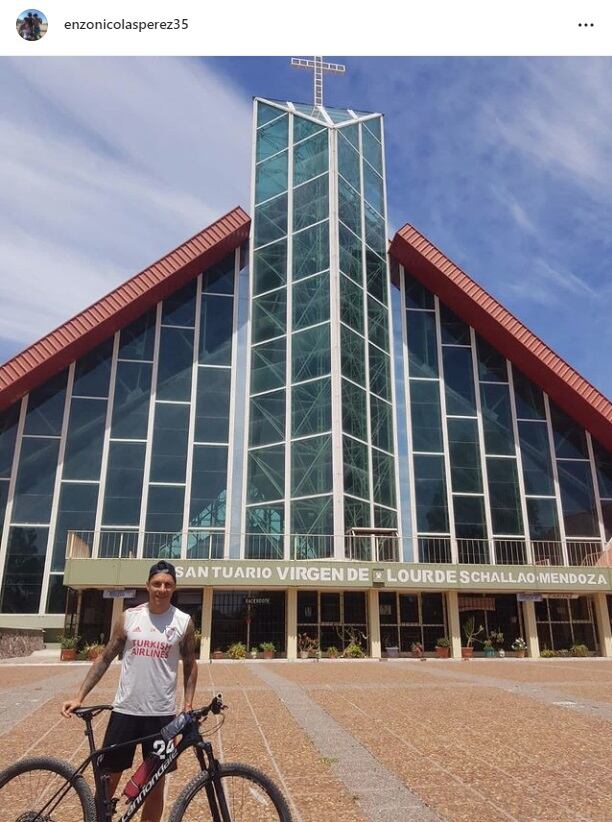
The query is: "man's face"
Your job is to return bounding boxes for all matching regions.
[146,572,176,608]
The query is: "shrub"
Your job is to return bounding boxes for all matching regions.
[227,642,247,660]
[60,634,79,650]
[260,642,276,653]
[325,645,340,658]
[540,648,555,658]
[435,637,451,648]
[570,644,589,657]
[343,642,365,658]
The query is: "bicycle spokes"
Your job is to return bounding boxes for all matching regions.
[1,768,87,822]
[179,773,283,821]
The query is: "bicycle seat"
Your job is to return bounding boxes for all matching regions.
[73,704,113,720]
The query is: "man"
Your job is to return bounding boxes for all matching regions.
[62,560,198,822]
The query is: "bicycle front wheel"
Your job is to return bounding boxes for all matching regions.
[169,762,292,822]
[0,755,96,822]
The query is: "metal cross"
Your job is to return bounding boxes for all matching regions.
[290,56,346,107]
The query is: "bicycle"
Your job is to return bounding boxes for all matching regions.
[0,694,292,821]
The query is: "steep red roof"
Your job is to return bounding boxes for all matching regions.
[390,223,612,452]
[0,207,250,413]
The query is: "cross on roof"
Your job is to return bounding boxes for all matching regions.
[290,56,346,107]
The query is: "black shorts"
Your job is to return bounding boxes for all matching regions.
[99,711,176,774]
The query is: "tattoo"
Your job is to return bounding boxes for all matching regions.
[180,619,198,707]
[78,617,126,701]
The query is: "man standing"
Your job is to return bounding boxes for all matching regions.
[62,560,198,822]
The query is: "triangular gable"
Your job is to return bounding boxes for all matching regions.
[0,206,250,412]
[390,222,612,452]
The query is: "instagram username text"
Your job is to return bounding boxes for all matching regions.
[65,18,189,33]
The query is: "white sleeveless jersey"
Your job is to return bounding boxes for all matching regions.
[113,603,190,716]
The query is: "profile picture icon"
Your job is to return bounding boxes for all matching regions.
[16,9,48,41]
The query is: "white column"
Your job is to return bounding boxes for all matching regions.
[593,593,612,658]
[446,590,462,658]
[368,588,381,659]
[286,588,297,660]
[110,595,124,631]
[201,587,213,661]
[522,600,540,658]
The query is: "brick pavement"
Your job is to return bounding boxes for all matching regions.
[0,659,609,821]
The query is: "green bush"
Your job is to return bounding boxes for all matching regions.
[227,642,247,660]
[540,649,555,658]
[343,642,365,658]
[570,644,589,657]
[435,637,451,648]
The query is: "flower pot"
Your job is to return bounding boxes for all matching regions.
[87,649,103,661]
[435,646,450,659]
[211,651,224,660]
[60,648,76,661]
[483,647,495,658]
[515,649,526,658]
[385,647,399,658]
[262,651,275,659]
[299,651,309,659]
[461,647,474,659]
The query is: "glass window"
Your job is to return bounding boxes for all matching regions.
[253,239,287,295]
[73,340,113,398]
[254,194,288,248]
[370,395,393,453]
[291,495,332,536]
[369,344,392,400]
[0,405,19,478]
[292,435,332,497]
[202,253,235,295]
[0,480,8,531]
[12,436,60,523]
[111,360,152,440]
[374,505,397,529]
[341,325,365,386]
[338,223,362,282]
[414,454,449,533]
[293,130,328,185]
[379,591,397,625]
[252,288,287,344]
[24,371,67,436]
[440,305,470,346]
[46,575,68,614]
[292,323,330,383]
[250,337,286,395]
[190,445,227,528]
[512,368,545,420]
[257,102,284,128]
[366,249,387,304]
[526,497,560,541]
[557,460,599,536]
[519,421,554,496]
[157,327,193,401]
[410,380,443,453]
[453,495,487,539]
[150,403,189,484]
[338,133,360,191]
[338,177,361,237]
[592,439,612,498]
[487,457,523,534]
[407,310,438,378]
[293,114,324,143]
[52,482,98,571]
[443,347,476,415]
[363,163,384,215]
[338,122,359,149]
[102,441,146,527]
[292,378,331,439]
[293,174,328,232]
[195,368,231,443]
[601,500,612,541]
[63,398,106,482]
[255,150,288,204]
[342,379,367,442]
[245,505,284,559]
[480,383,514,455]
[367,297,389,352]
[144,486,184,551]
[344,495,371,529]
[250,389,285,447]
[362,124,383,172]
[405,273,434,310]
[372,449,396,506]
[343,436,370,500]
[247,445,284,503]
[476,336,507,382]
[364,202,386,257]
[119,309,156,360]
[0,526,48,613]
[293,221,329,281]
[321,592,341,623]
[550,402,589,460]
[256,114,288,162]
[161,280,196,327]
[363,117,382,142]
[447,418,482,493]
[293,272,329,331]
[340,274,364,334]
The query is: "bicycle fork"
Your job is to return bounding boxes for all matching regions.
[196,742,232,822]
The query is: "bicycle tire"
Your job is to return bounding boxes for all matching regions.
[168,762,292,822]
[0,755,96,822]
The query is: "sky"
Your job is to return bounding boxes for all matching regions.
[0,56,610,397]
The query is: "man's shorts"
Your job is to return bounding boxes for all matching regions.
[98,711,176,774]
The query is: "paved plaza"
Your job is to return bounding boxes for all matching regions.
[0,658,611,821]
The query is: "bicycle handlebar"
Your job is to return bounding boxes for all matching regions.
[192,693,225,720]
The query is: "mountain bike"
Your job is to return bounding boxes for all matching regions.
[0,694,292,821]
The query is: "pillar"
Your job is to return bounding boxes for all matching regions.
[522,600,540,658]
[286,588,297,660]
[368,589,381,659]
[593,593,612,658]
[446,591,461,659]
[110,596,124,631]
[200,587,213,661]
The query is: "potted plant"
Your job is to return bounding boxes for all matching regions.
[343,641,365,658]
[211,648,225,660]
[383,634,399,658]
[435,637,451,658]
[85,642,105,661]
[297,633,317,659]
[483,639,496,658]
[511,637,527,658]
[570,644,589,657]
[250,647,258,659]
[227,641,247,660]
[411,641,425,660]
[489,628,504,653]
[60,634,79,662]
[260,641,276,659]
[461,617,483,659]
[325,645,340,659]
[540,648,555,658]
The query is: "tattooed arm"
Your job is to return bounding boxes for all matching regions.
[180,618,198,711]
[61,615,127,718]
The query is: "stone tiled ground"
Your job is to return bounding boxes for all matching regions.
[0,659,610,820]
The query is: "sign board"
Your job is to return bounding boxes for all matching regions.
[103,589,136,599]
[517,593,543,602]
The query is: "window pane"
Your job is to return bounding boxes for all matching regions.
[292,435,332,496]
[407,310,438,378]
[255,150,288,204]
[476,336,507,382]
[293,378,330,438]
[0,480,8,531]
[374,505,397,529]
[190,445,227,527]
[293,130,328,185]
[250,390,285,446]
[369,344,391,400]
[251,337,286,394]
[292,324,330,383]
[247,446,284,503]
[321,592,340,622]
[338,223,362,282]
[0,405,19,478]
[368,297,389,352]
[24,371,67,436]
[46,575,67,614]
[293,174,328,232]
[404,272,434,310]
[487,457,523,535]
[341,325,365,386]
[414,454,449,533]
[362,124,383,172]
[292,495,333,535]
[199,294,233,366]
[0,526,48,613]
[447,418,482,493]
[519,421,554,496]
[557,460,599,536]
[593,439,612,498]
[150,403,189,484]
[144,486,184,550]
[119,309,156,360]
[293,114,324,143]
[363,163,384,215]
[440,305,470,345]
[102,442,146,527]
[253,240,287,295]
[480,383,514,455]
[162,280,196,327]
[195,368,231,443]
[526,497,560,541]
[254,194,288,248]
[157,327,193,401]
[63,398,106,481]
[410,380,443,453]
[550,402,589,460]
[443,347,476,415]
[338,133,360,191]
[338,122,359,149]
[342,379,367,442]
[370,396,393,453]
[252,287,287,343]
[364,202,386,257]
[340,274,364,334]
[293,272,329,330]
[344,495,371,529]
[512,367,545,420]
[338,177,361,237]
[245,505,284,559]
[52,482,98,570]
[293,221,329,281]
[256,114,288,162]
[257,101,283,128]
[453,495,487,539]
[343,436,370,500]
[73,340,113,398]
[202,253,235,295]
[111,361,151,439]
[372,449,395,506]
[366,249,386,304]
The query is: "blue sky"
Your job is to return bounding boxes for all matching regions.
[0,57,610,397]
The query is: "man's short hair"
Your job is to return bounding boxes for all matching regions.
[148,560,177,582]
